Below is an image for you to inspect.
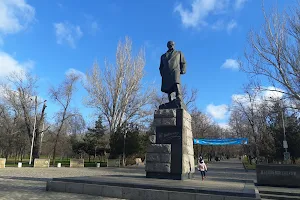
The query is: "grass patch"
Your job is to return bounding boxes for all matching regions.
[242,157,256,170]
[4,158,108,168]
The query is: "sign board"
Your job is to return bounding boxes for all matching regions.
[283,140,288,149]
[0,158,6,168]
[70,159,84,168]
[284,152,290,161]
[194,138,248,145]
[34,159,50,168]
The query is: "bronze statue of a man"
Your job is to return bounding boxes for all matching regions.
[159,41,186,107]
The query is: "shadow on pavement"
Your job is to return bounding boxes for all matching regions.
[0,176,50,182]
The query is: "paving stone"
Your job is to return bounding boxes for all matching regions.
[169,192,196,200]
[139,189,169,200]
[122,187,141,200]
[65,182,84,193]
[83,184,103,196]
[102,185,123,199]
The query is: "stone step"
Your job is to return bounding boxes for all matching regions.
[258,186,300,197]
[46,175,259,200]
[260,193,300,200]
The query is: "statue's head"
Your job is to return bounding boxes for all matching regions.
[167,41,175,50]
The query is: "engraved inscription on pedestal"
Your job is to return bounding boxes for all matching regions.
[157,132,181,143]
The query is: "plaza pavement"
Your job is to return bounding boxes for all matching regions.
[0,158,255,200]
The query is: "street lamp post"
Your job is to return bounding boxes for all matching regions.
[280,101,289,163]
[269,97,289,161]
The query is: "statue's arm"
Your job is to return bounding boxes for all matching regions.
[180,52,186,74]
[159,55,164,76]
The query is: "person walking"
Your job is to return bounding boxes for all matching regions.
[198,159,208,181]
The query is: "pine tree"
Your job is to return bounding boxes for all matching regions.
[83,115,107,161]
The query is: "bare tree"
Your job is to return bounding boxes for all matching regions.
[231,88,261,159]
[84,37,154,133]
[242,2,300,108]
[0,71,46,160]
[191,108,212,158]
[67,113,86,135]
[49,72,79,165]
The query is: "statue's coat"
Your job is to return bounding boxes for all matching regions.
[159,50,186,93]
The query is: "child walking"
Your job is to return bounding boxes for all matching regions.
[198,159,207,181]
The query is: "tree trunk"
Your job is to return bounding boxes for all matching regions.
[32,131,41,160]
[52,135,59,166]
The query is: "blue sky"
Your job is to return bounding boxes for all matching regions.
[0,0,296,127]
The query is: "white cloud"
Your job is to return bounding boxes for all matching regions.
[235,0,248,10]
[262,86,284,100]
[66,68,85,79]
[90,21,99,35]
[218,122,231,130]
[221,59,239,70]
[212,20,225,30]
[174,0,246,32]
[0,51,34,79]
[54,22,83,48]
[231,86,285,108]
[174,0,229,28]
[227,20,237,33]
[0,0,35,35]
[84,15,100,35]
[206,104,229,120]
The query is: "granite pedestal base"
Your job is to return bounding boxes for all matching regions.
[145,108,195,180]
[146,172,193,180]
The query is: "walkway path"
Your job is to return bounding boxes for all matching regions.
[0,167,130,200]
[198,158,256,182]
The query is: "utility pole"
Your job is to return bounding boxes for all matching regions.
[122,128,127,167]
[29,96,38,165]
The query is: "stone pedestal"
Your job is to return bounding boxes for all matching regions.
[0,158,6,168]
[34,159,50,168]
[70,159,84,168]
[256,164,300,187]
[145,109,195,180]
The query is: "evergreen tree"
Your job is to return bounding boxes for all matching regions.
[83,115,106,161]
[109,124,145,159]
